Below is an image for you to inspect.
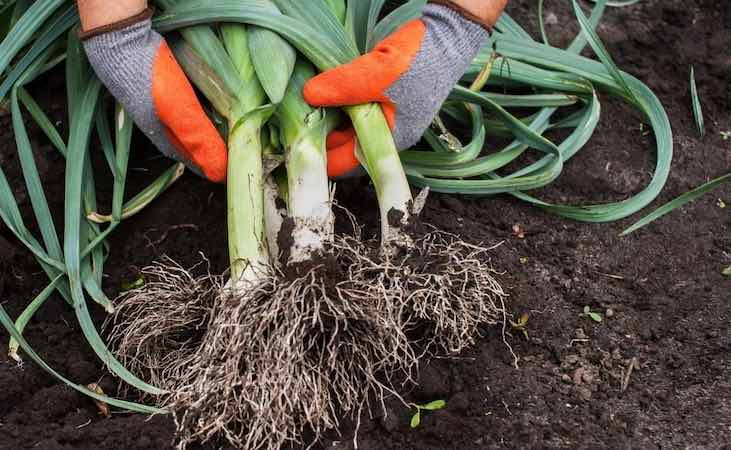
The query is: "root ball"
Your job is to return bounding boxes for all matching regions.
[109,229,506,450]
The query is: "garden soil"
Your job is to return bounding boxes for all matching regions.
[1,0,729,449]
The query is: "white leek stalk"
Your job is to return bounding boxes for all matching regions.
[278,59,333,263]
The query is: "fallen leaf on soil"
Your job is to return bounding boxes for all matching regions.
[572,367,585,385]
[86,383,111,418]
[621,357,639,392]
[512,224,526,239]
[509,313,530,339]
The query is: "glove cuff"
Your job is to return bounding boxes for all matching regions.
[427,0,494,31]
[79,8,154,40]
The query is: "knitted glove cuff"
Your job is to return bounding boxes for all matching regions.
[428,0,494,31]
[79,8,154,40]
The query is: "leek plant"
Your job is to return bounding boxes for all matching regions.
[277,59,334,264]
[158,0,289,287]
[622,173,731,276]
[0,0,175,412]
[400,0,673,226]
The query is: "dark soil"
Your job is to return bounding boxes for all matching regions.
[1,1,730,449]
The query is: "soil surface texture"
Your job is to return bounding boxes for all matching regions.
[1,1,729,449]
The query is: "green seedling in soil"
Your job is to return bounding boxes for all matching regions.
[509,313,530,339]
[582,306,603,323]
[690,66,704,137]
[121,276,145,292]
[721,131,731,141]
[410,400,447,429]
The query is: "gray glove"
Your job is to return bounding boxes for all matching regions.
[304,2,492,178]
[81,9,228,182]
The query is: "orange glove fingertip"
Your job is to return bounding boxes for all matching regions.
[326,132,360,179]
[303,19,426,110]
[152,41,228,183]
[326,128,357,149]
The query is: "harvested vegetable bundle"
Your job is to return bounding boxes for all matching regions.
[157,0,424,253]
[105,3,505,447]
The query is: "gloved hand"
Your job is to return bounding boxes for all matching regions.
[304,1,507,179]
[81,8,228,182]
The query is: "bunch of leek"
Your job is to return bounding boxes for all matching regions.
[157,0,426,253]
[106,3,504,448]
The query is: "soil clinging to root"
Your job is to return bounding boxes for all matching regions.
[107,230,506,449]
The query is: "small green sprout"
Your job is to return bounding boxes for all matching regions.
[582,306,603,323]
[509,313,530,339]
[720,131,731,141]
[121,275,145,292]
[410,400,446,428]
